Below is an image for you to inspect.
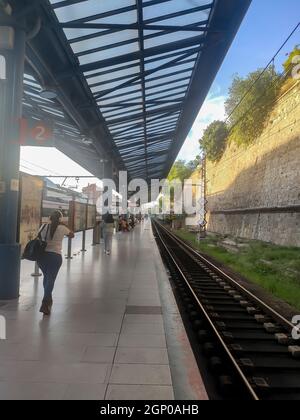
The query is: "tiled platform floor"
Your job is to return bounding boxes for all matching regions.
[0,221,208,400]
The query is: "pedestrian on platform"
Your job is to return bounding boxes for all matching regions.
[100,217,105,244]
[37,210,74,316]
[129,215,135,230]
[116,216,122,234]
[121,217,129,232]
[103,212,115,255]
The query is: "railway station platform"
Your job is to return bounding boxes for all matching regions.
[0,221,208,401]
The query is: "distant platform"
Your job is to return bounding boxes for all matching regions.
[0,222,208,400]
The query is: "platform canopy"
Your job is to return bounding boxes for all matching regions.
[14,0,251,180]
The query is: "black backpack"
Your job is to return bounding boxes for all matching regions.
[22,224,49,261]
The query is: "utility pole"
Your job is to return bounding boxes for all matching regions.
[198,156,208,241]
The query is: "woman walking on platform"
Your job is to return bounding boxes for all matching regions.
[38,210,74,315]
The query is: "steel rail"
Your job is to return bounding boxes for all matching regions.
[153,220,300,400]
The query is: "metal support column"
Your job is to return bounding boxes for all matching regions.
[198,157,208,241]
[81,230,87,252]
[31,262,42,278]
[66,237,73,259]
[202,157,208,238]
[0,15,26,299]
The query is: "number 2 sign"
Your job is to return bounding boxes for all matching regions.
[13,118,54,146]
[31,124,51,144]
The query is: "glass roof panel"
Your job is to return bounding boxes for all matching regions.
[78,42,140,65]
[148,84,188,95]
[102,105,143,118]
[44,0,218,178]
[86,66,140,86]
[143,0,211,21]
[50,0,136,22]
[145,71,193,88]
[110,119,144,131]
[88,10,137,25]
[90,77,137,93]
[98,91,143,106]
[63,28,106,41]
[144,31,204,50]
[102,85,142,99]
[71,30,138,54]
[84,60,140,77]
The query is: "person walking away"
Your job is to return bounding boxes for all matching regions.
[130,215,135,230]
[117,216,123,234]
[38,210,74,315]
[99,217,105,244]
[121,217,129,232]
[103,212,115,255]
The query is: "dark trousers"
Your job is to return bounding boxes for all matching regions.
[38,252,62,300]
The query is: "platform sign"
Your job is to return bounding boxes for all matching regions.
[18,118,54,147]
[69,201,87,232]
[19,174,44,253]
[86,205,97,230]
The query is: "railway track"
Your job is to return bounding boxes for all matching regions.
[153,220,300,401]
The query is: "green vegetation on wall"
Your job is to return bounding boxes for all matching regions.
[200,120,228,162]
[198,48,298,161]
[168,158,200,182]
[225,67,281,146]
[283,45,300,75]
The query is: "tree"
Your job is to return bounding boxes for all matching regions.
[167,160,198,212]
[225,67,281,145]
[283,46,300,76]
[187,156,201,172]
[168,160,195,182]
[200,120,228,162]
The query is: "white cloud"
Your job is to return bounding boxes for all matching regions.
[178,94,226,162]
[20,147,101,190]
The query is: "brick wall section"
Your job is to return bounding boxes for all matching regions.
[206,82,300,246]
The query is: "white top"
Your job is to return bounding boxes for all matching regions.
[40,224,70,255]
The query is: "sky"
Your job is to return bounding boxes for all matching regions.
[20,0,300,187]
[178,0,300,161]
[20,150,97,191]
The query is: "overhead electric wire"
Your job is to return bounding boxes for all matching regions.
[20,159,64,177]
[226,62,295,137]
[198,23,300,177]
[225,22,300,124]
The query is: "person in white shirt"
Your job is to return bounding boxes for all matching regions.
[38,210,74,315]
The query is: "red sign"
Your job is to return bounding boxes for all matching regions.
[12,118,54,146]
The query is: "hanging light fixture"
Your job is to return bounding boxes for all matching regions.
[39,87,57,100]
[81,135,93,145]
